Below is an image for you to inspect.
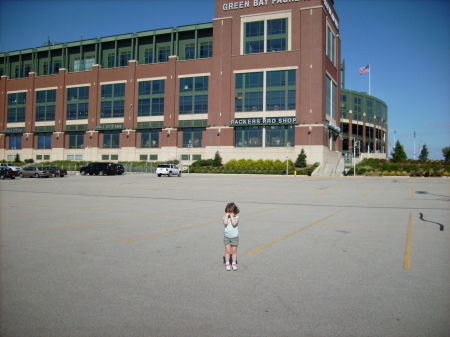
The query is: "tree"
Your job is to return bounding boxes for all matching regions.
[443,147,450,162]
[14,153,21,163]
[418,144,429,161]
[212,151,223,167]
[295,148,307,168]
[390,140,407,162]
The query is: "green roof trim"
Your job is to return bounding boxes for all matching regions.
[135,121,165,129]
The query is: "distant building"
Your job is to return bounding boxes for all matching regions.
[340,89,388,157]
[0,0,346,165]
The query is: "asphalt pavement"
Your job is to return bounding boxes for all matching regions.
[1,173,449,337]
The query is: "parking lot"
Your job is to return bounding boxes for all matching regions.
[1,174,449,336]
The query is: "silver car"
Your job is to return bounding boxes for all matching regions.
[19,167,52,178]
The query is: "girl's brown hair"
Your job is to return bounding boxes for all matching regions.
[225,202,239,215]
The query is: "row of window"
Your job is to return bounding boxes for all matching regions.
[4,12,335,80]
[1,29,214,78]
[341,94,388,121]
[7,70,298,122]
[6,125,295,150]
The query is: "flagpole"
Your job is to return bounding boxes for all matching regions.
[369,64,371,95]
[414,131,416,160]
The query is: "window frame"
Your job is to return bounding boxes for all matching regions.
[241,12,291,55]
[326,24,337,66]
[235,69,296,112]
[35,89,56,122]
[100,83,126,118]
[179,75,209,115]
[67,86,89,120]
[137,79,165,117]
[7,92,26,123]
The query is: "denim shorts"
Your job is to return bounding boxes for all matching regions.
[224,236,239,246]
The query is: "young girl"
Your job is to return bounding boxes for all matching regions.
[223,202,240,271]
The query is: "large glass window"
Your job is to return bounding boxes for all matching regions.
[236,70,296,112]
[267,19,287,52]
[327,26,336,65]
[266,125,294,147]
[36,90,56,121]
[9,134,22,150]
[366,100,373,117]
[235,72,263,112]
[119,51,132,67]
[138,80,165,116]
[326,75,337,121]
[69,132,84,149]
[235,126,263,147]
[245,21,264,54]
[144,49,154,64]
[67,86,89,120]
[38,132,52,149]
[7,92,26,123]
[74,57,95,72]
[103,130,120,148]
[101,83,125,118]
[199,42,212,58]
[157,45,171,63]
[141,129,160,148]
[179,76,209,114]
[244,18,287,54]
[182,128,203,147]
[353,97,362,113]
[266,70,296,111]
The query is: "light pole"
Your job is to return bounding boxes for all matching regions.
[286,142,290,176]
[350,137,359,177]
[187,143,191,174]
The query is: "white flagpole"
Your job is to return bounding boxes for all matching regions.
[414,131,416,160]
[369,64,371,95]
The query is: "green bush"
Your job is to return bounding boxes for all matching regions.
[192,159,214,167]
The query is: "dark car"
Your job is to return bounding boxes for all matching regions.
[80,163,117,176]
[44,166,68,177]
[112,163,125,175]
[0,168,19,179]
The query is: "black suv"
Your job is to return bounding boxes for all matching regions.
[80,163,117,176]
[113,163,125,175]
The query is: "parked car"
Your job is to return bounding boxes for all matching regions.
[80,163,117,176]
[19,167,52,178]
[156,164,182,177]
[1,163,20,172]
[43,166,68,177]
[113,163,125,175]
[0,168,19,179]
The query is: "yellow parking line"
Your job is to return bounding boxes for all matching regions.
[120,207,277,243]
[315,186,343,196]
[119,220,219,243]
[404,213,413,270]
[28,204,219,233]
[245,210,343,257]
[410,187,414,199]
[362,186,377,197]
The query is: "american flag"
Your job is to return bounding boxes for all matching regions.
[359,65,370,75]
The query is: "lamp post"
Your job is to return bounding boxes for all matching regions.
[187,143,192,174]
[349,137,358,177]
[286,142,290,176]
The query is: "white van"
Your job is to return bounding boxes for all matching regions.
[0,163,20,171]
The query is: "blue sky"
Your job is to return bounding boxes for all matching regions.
[1,0,449,159]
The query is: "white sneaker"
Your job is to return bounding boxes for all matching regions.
[226,264,231,271]
[232,263,237,271]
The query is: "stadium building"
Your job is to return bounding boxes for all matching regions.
[0,0,386,167]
